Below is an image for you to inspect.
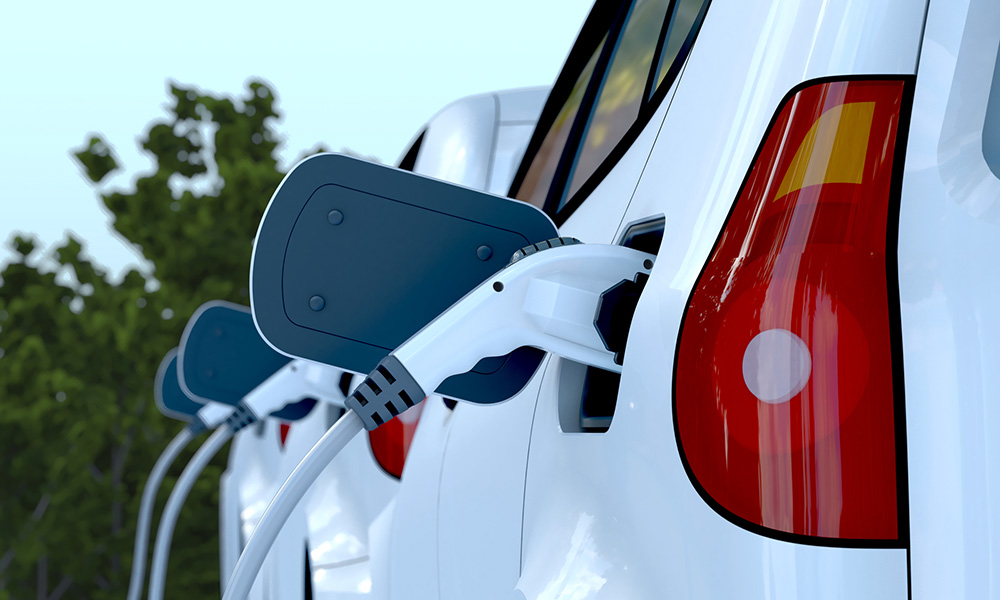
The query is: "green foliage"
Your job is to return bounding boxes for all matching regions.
[72,135,121,184]
[0,79,314,599]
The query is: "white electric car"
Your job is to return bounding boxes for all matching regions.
[363,0,1000,598]
[219,87,550,599]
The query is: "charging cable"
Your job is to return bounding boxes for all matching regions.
[127,347,222,600]
[147,425,232,600]
[221,410,363,600]
[128,376,258,600]
[146,360,345,600]
[223,241,653,599]
[125,426,196,600]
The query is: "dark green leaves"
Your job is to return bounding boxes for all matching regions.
[0,78,320,600]
[73,135,121,184]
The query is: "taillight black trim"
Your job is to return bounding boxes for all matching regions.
[887,76,916,551]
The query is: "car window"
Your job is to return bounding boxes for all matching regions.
[511,0,711,225]
[397,130,425,172]
[515,35,607,210]
[654,0,710,92]
[565,0,673,204]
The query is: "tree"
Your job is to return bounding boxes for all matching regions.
[0,79,319,599]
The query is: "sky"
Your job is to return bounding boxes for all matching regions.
[0,0,593,280]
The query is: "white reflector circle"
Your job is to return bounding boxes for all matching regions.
[742,328,812,404]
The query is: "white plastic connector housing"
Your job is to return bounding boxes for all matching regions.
[396,243,653,398]
[195,402,234,430]
[242,359,347,420]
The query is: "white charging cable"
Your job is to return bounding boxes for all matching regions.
[146,427,232,600]
[146,359,346,599]
[221,410,363,600]
[124,426,196,600]
[130,381,252,600]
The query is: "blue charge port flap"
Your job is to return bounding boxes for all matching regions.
[154,348,204,421]
[178,301,292,406]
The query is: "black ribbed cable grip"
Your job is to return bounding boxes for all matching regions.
[508,237,582,265]
[346,355,427,430]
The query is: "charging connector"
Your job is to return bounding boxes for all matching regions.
[194,360,346,437]
[224,242,654,598]
[347,242,653,429]
[236,359,345,423]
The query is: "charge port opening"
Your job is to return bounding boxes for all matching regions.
[558,215,664,433]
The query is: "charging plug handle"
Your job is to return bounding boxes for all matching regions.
[224,403,257,433]
[346,355,425,430]
[347,240,654,431]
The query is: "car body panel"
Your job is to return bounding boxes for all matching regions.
[899,0,1000,596]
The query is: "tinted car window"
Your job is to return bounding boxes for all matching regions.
[510,0,711,225]
[654,0,710,92]
[516,36,607,210]
[566,0,672,204]
[397,130,425,172]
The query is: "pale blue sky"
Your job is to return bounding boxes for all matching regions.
[0,0,592,280]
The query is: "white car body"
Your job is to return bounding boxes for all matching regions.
[368,0,1000,599]
[219,87,550,599]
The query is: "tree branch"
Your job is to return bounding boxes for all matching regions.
[31,494,51,521]
[109,421,136,575]
[0,549,13,577]
[36,554,47,600]
[46,576,72,600]
[0,493,50,583]
[93,574,109,590]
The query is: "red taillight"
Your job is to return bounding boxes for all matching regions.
[675,78,910,542]
[368,400,425,479]
[279,423,290,449]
